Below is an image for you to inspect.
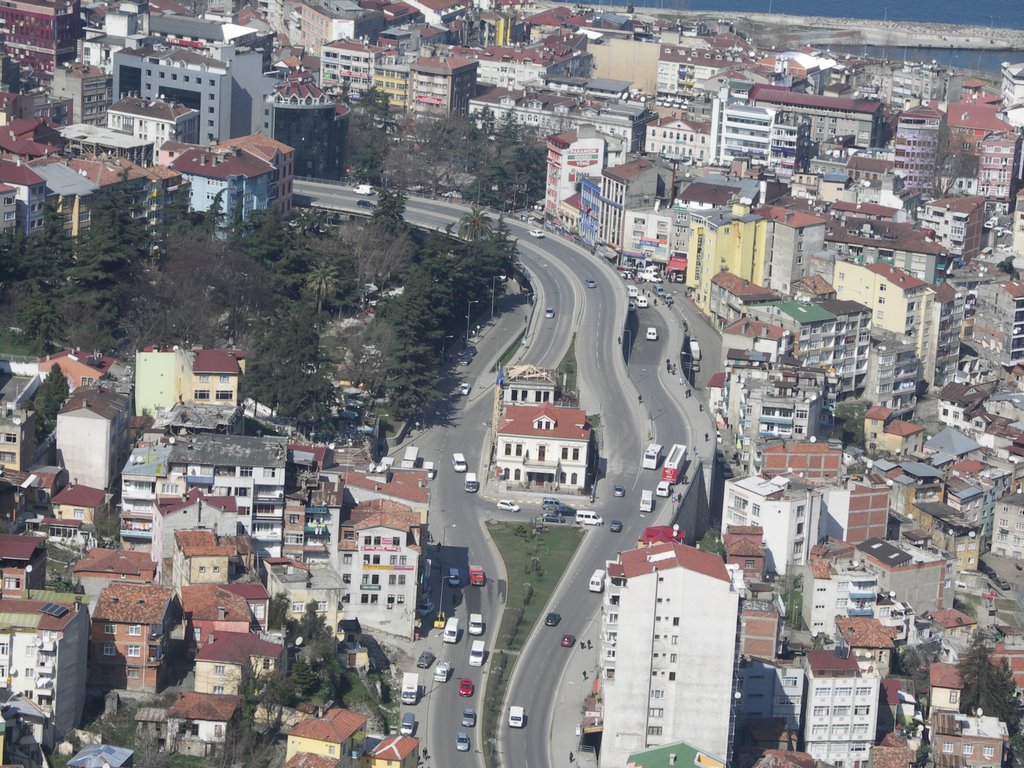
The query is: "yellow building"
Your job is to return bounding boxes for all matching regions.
[50,483,107,527]
[171,530,234,591]
[286,707,367,762]
[367,735,420,768]
[134,346,246,417]
[863,406,927,458]
[194,631,285,696]
[376,54,411,110]
[687,204,767,318]
[928,662,963,713]
[831,261,936,383]
[909,501,981,572]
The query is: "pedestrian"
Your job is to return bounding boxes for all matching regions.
[570,752,575,764]
[587,639,592,649]
[679,377,684,386]
[580,640,585,650]
[583,670,587,680]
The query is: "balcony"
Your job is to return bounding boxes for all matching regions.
[251,527,282,541]
[38,639,55,653]
[120,527,152,539]
[760,414,794,425]
[848,586,876,600]
[847,606,874,617]
[359,583,381,591]
[255,487,284,501]
[186,473,214,485]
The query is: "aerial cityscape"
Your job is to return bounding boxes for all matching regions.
[0,0,1023,767]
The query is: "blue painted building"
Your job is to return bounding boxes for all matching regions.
[579,175,601,247]
[170,146,275,223]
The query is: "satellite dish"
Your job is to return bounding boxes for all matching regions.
[977,707,983,717]
[294,636,303,646]
[25,565,32,574]
[11,417,20,426]
[889,591,896,598]
[328,442,336,450]
[169,436,176,444]
[811,630,819,638]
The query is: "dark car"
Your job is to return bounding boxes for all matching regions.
[610,520,623,533]
[553,504,576,517]
[416,650,436,669]
[561,634,576,648]
[541,512,564,524]
[544,612,561,627]
[356,199,376,209]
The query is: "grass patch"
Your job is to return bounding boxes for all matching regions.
[955,594,980,617]
[588,413,602,429]
[832,401,866,450]
[556,332,578,394]
[481,523,582,768]
[0,326,45,357]
[171,756,206,768]
[782,587,803,629]
[493,329,526,372]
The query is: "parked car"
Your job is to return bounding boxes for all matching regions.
[497,500,521,513]
[417,650,436,669]
[541,512,563,524]
[613,485,625,497]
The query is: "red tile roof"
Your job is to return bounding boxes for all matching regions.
[0,535,44,561]
[191,348,244,374]
[220,582,270,601]
[836,617,896,649]
[636,525,685,546]
[194,631,283,665]
[756,205,826,229]
[723,318,786,340]
[865,406,894,421]
[284,754,338,768]
[1002,281,1024,299]
[749,84,882,114]
[350,500,420,534]
[811,560,832,579]
[157,488,237,516]
[927,608,978,629]
[167,691,242,722]
[180,584,251,623]
[727,538,764,557]
[885,420,926,438]
[497,403,590,441]
[288,707,367,745]
[370,735,419,760]
[174,530,235,557]
[930,662,963,690]
[345,470,429,505]
[611,542,729,582]
[170,146,275,181]
[93,583,173,624]
[707,372,727,388]
[807,649,860,674]
[864,262,928,290]
[946,102,1011,133]
[73,548,156,579]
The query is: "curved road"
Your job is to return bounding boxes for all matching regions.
[295,181,706,768]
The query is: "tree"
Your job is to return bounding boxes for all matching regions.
[698,529,726,556]
[958,631,1021,731]
[305,262,338,326]
[33,365,69,441]
[998,256,1019,279]
[299,600,329,643]
[329,319,396,396]
[370,189,408,236]
[933,124,981,198]
[268,593,290,629]
[288,657,318,697]
[458,206,494,241]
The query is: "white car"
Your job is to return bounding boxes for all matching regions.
[545,307,555,318]
[459,383,471,396]
[434,661,452,682]
[497,500,521,513]
[528,229,546,239]
[636,295,649,308]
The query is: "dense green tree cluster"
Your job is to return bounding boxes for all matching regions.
[957,631,1021,732]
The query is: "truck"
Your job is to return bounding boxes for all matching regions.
[469,565,486,586]
[642,443,663,470]
[468,613,484,636]
[401,672,419,705]
[401,446,420,470]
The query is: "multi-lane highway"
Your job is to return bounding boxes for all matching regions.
[295,180,714,768]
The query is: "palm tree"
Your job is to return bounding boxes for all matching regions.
[306,263,338,328]
[458,206,493,241]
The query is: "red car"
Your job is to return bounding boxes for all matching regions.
[561,634,576,648]
[458,678,474,697]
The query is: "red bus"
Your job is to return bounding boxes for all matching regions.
[662,443,688,483]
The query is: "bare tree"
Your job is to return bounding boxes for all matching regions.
[933,124,981,198]
[339,223,413,288]
[328,319,396,395]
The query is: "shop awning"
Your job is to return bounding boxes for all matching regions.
[667,256,688,272]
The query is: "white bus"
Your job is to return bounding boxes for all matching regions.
[642,443,662,470]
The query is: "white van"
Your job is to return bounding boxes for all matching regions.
[468,613,484,636]
[508,706,525,728]
[636,294,649,308]
[469,640,485,667]
[640,489,654,513]
[443,617,460,644]
[402,446,420,469]
[464,472,479,493]
[627,285,639,298]
[575,510,604,526]
[656,480,671,497]
[589,569,605,592]
[646,327,658,340]
[452,453,468,472]
[354,183,374,195]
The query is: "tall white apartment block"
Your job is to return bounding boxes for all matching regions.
[600,542,740,767]
[802,650,881,768]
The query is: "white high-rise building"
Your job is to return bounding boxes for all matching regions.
[600,542,740,767]
[802,650,881,768]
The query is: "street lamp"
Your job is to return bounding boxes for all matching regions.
[490,275,504,319]
[466,299,479,345]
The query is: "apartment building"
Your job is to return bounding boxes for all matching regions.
[495,403,592,491]
[854,537,953,614]
[734,656,804,732]
[893,105,944,195]
[0,598,88,737]
[107,97,199,147]
[832,261,935,390]
[801,650,881,768]
[655,45,753,102]
[294,0,383,57]
[461,37,592,90]
[825,218,951,285]
[918,196,985,260]
[710,101,775,165]
[336,500,423,639]
[265,77,348,182]
[600,542,740,767]
[991,493,1024,561]
[283,476,343,566]
[0,0,82,72]
[0,158,47,233]
[802,559,879,635]
[928,282,966,388]
[861,333,922,420]
[56,386,132,492]
[971,279,1024,366]
[757,206,826,294]
[320,41,386,97]
[409,56,478,117]
[1002,61,1024,106]
[151,491,239,567]
[930,712,1008,768]
[747,85,884,148]
[134,347,246,417]
[722,474,821,576]
[90,583,175,693]
[597,158,660,253]
[688,205,767,317]
[711,283,782,335]
[0,401,36,474]
[469,88,656,152]
[194,631,285,696]
[645,115,711,164]
[978,132,1023,212]
[545,127,607,220]
[266,558,344,638]
[52,63,112,125]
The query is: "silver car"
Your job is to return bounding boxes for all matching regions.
[456,732,471,752]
